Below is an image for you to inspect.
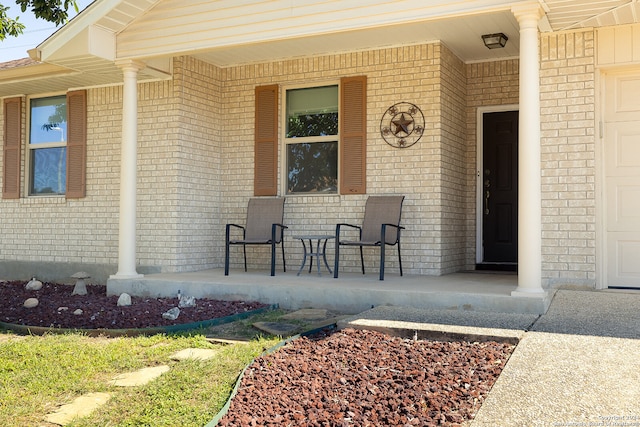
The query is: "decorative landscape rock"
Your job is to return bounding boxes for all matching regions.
[162,307,180,320]
[73,309,83,316]
[25,277,43,291]
[71,272,90,296]
[117,293,132,307]
[23,298,39,308]
[178,294,196,308]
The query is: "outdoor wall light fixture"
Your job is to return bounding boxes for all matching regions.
[482,33,508,49]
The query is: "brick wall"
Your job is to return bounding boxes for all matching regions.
[539,30,596,287]
[169,57,222,271]
[218,43,465,275]
[439,46,468,273]
[0,87,123,281]
[0,44,521,280]
[0,59,222,280]
[0,31,600,284]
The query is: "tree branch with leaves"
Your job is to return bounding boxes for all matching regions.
[0,0,78,41]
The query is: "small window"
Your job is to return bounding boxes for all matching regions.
[285,85,338,194]
[28,95,67,195]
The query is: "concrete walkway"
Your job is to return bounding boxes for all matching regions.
[340,289,640,426]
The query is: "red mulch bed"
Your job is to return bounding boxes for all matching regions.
[218,328,515,427]
[0,280,267,330]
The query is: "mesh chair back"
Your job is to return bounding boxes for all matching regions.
[360,196,404,244]
[245,198,285,242]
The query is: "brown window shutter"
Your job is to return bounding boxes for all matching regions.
[254,84,279,196]
[3,97,22,199]
[66,90,87,199]
[340,75,367,194]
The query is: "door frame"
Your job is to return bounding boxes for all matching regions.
[597,67,640,290]
[476,104,519,265]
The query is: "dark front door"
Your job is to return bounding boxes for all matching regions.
[480,110,518,269]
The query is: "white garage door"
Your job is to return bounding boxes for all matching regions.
[604,71,640,288]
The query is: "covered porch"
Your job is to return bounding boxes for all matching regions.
[106,270,552,315]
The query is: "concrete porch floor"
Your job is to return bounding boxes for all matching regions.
[107,268,553,315]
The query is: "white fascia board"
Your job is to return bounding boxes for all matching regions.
[36,0,155,62]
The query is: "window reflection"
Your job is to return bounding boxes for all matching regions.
[30,148,67,195]
[29,95,67,195]
[285,85,339,194]
[287,142,338,194]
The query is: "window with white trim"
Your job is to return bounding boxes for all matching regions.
[28,95,67,195]
[284,84,338,194]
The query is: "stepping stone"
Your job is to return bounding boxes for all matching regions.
[206,337,250,345]
[253,321,299,336]
[170,348,218,361]
[110,365,170,387]
[281,308,329,321]
[45,392,111,426]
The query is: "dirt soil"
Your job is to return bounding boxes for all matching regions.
[218,328,515,427]
[0,280,268,330]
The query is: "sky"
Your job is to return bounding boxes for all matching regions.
[0,0,93,62]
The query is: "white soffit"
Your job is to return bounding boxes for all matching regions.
[115,0,522,66]
[190,10,521,66]
[542,0,639,31]
[121,0,639,67]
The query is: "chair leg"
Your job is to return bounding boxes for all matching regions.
[379,224,387,280]
[224,227,231,276]
[397,242,403,277]
[270,241,276,276]
[243,244,247,272]
[281,241,286,273]
[359,246,365,275]
[333,226,340,278]
[380,243,386,281]
[224,243,230,276]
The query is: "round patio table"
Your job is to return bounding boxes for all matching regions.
[293,235,335,276]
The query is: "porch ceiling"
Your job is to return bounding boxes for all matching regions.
[190,0,640,67]
[1,0,640,98]
[191,10,522,67]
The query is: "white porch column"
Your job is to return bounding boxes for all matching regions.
[512,3,546,296]
[111,60,145,279]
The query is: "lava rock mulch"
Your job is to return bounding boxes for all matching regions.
[0,280,268,330]
[218,328,515,426]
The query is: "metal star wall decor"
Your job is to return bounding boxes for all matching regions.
[380,102,425,148]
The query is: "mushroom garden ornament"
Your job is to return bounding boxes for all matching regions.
[71,272,90,295]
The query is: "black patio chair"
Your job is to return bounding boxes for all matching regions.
[224,197,287,276]
[334,195,405,281]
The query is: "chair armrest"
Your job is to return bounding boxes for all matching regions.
[381,223,404,230]
[335,223,362,243]
[271,223,288,243]
[226,223,246,241]
[380,223,405,244]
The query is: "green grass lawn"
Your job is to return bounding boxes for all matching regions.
[0,319,283,426]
